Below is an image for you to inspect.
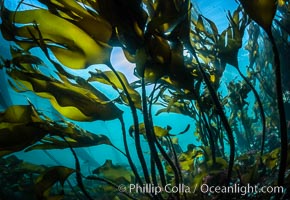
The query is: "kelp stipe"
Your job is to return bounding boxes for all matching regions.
[140,73,185,199]
[234,65,266,158]
[118,116,143,186]
[184,42,235,185]
[106,62,149,185]
[140,77,168,200]
[225,8,267,159]
[148,85,185,196]
[239,0,288,187]
[176,1,235,184]
[268,32,288,188]
[63,137,94,200]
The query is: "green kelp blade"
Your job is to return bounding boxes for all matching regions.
[34,166,75,199]
[93,160,134,184]
[88,70,142,109]
[8,69,123,121]
[1,7,112,69]
[239,0,277,33]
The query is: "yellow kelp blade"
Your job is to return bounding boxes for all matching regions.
[34,166,74,199]
[178,147,204,172]
[1,7,112,69]
[8,69,123,121]
[93,160,134,184]
[44,0,112,42]
[0,104,42,123]
[0,105,47,156]
[195,15,206,32]
[239,0,277,33]
[129,123,170,138]
[88,70,141,109]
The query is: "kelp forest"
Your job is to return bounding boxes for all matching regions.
[0,0,290,199]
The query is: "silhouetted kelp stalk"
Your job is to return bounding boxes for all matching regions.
[225,11,266,157]
[148,84,185,192]
[239,0,288,187]
[164,0,236,184]
[104,62,165,200]
[101,69,174,199]
[234,65,266,158]
[141,77,166,188]
[105,63,150,186]
[183,41,235,185]
[141,77,178,200]
[62,137,94,200]
[195,94,217,165]
[224,9,267,158]
[267,28,288,188]
[101,67,146,189]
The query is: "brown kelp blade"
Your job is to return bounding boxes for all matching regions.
[0,123,47,157]
[25,134,113,151]
[25,118,115,151]
[34,166,74,199]
[239,0,277,33]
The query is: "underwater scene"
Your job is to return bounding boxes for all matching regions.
[0,0,290,199]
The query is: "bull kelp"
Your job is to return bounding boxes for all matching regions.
[0,0,290,199]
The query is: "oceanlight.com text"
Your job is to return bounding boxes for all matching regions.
[200,183,284,196]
